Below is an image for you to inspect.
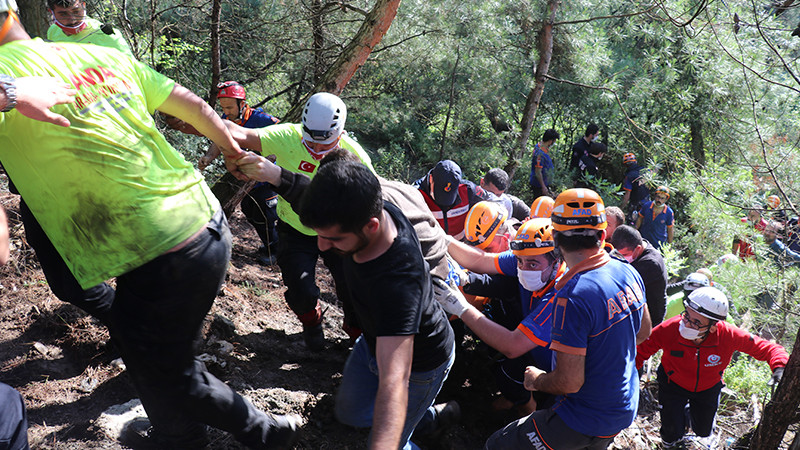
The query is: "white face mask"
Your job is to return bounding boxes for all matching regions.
[623,253,635,263]
[518,269,547,291]
[678,321,704,340]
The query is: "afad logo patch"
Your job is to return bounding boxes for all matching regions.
[705,354,722,367]
[298,161,316,173]
[444,182,453,192]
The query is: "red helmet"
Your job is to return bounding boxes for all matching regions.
[217,81,246,100]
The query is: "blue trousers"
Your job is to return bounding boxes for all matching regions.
[335,336,455,450]
[0,383,28,450]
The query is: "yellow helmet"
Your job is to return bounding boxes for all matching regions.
[551,188,607,232]
[529,196,554,219]
[510,218,555,256]
[464,201,508,249]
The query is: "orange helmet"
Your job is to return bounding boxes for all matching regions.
[217,81,246,100]
[464,201,508,250]
[529,196,554,219]
[655,186,670,200]
[622,153,636,164]
[766,195,780,209]
[551,188,607,232]
[510,218,555,256]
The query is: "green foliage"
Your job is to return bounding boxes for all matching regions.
[723,356,773,401]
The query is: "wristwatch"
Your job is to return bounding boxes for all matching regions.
[0,75,17,113]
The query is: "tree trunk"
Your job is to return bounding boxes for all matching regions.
[690,119,705,167]
[507,0,559,181]
[311,0,325,84]
[208,0,222,108]
[750,330,800,448]
[213,0,402,212]
[439,47,461,161]
[18,1,49,39]
[283,0,402,121]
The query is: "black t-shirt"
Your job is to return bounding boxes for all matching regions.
[570,137,591,171]
[342,201,454,371]
[632,240,668,325]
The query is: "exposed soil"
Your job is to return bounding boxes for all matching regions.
[0,187,785,449]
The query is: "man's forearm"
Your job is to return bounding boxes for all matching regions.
[370,383,407,449]
[462,308,533,358]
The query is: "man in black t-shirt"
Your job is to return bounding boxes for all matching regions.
[297,161,456,449]
[611,225,668,326]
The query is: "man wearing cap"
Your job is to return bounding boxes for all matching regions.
[486,188,651,450]
[0,3,300,446]
[223,93,373,350]
[198,81,281,265]
[620,152,651,217]
[637,287,788,449]
[415,160,489,239]
[529,129,559,198]
[611,225,668,326]
[46,0,132,55]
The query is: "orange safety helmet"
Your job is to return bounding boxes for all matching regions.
[766,195,780,209]
[464,201,508,250]
[655,185,671,200]
[217,81,246,100]
[510,218,555,256]
[529,196,555,219]
[551,188,607,232]
[622,153,637,165]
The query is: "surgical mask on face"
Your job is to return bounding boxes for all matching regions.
[678,321,704,340]
[518,269,547,292]
[623,253,635,263]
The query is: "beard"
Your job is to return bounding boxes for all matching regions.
[331,232,370,257]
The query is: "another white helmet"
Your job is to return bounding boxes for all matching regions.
[301,92,347,145]
[684,272,710,291]
[685,286,728,322]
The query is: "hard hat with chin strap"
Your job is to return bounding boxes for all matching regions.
[685,286,728,322]
[302,92,347,145]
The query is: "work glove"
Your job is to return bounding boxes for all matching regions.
[768,367,785,386]
[432,277,470,318]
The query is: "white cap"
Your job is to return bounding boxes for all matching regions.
[0,0,17,13]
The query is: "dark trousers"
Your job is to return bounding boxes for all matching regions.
[19,198,115,324]
[0,383,29,450]
[110,210,286,447]
[276,221,355,326]
[657,365,722,443]
[240,183,279,253]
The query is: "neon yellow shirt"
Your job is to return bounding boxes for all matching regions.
[47,17,133,56]
[257,124,373,236]
[0,39,219,289]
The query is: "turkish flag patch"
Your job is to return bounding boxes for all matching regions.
[298,161,316,173]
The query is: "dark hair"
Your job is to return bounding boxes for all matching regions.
[610,225,642,251]
[47,0,79,9]
[585,123,599,137]
[484,168,509,192]
[553,230,603,252]
[298,161,383,233]
[319,147,360,167]
[588,141,607,155]
[542,129,559,143]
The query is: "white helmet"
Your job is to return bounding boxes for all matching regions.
[685,286,728,322]
[301,92,347,145]
[684,272,710,291]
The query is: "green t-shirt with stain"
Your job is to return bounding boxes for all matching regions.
[0,38,219,289]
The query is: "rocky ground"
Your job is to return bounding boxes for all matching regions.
[0,188,788,449]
